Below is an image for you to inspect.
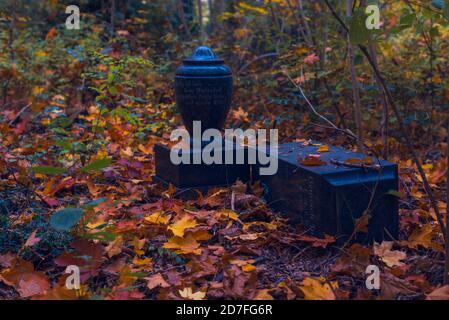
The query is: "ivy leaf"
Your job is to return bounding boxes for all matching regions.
[50,208,84,231]
[81,158,112,173]
[31,166,66,175]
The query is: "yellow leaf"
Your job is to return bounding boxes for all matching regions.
[242,264,257,272]
[163,234,201,255]
[168,215,198,237]
[317,145,330,153]
[144,212,171,225]
[35,51,48,58]
[178,287,206,300]
[300,277,338,300]
[217,209,239,221]
[254,289,274,300]
[132,237,145,257]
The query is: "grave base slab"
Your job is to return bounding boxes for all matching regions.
[259,142,399,243]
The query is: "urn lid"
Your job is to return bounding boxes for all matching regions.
[176,46,232,76]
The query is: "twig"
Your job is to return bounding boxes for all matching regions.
[8,103,31,126]
[330,159,381,171]
[237,52,279,75]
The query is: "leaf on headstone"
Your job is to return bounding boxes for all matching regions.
[80,158,112,173]
[345,157,373,165]
[298,154,327,166]
[50,208,84,231]
[317,145,330,153]
[31,166,66,175]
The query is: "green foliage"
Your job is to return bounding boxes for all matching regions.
[31,166,66,175]
[81,158,112,173]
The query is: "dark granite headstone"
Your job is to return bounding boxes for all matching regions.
[154,142,251,189]
[259,142,398,242]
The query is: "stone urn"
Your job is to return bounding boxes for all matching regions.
[175,46,233,142]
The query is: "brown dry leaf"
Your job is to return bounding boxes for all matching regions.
[0,252,15,268]
[163,234,201,255]
[401,224,443,251]
[345,157,373,165]
[300,277,338,300]
[426,285,449,300]
[298,154,327,166]
[105,236,124,258]
[374,241,406,268]
[168,215,198,237]
[0,259,50,298]
[145,273,170,290]
[296,234,335,248]
[179,287,206,300]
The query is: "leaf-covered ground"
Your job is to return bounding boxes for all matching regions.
[0,99,448,300]
[1,0,449,301]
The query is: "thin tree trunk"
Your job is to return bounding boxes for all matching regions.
[197,0,204,39]
[295,0,313,46]
[177,0,192,40]
[446,117,449,284]
[368,37,389,158]
[346,0,364,152]
[207,0,214,32]
[110,0,116,35]
[360,0,389,158]
[3,0,16,106]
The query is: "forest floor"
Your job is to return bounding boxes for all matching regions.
[1,99,448,300]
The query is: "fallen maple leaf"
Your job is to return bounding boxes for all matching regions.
[145,273,170,290]
[163,234,201,255]
[401,224,443,251]
[144,212,171,225]
[168,215,198,237]
[179,287,206,300]
[427,285,449,300]
[300,277,338,300]
[374,241,406,267]
[105,236,124,258]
